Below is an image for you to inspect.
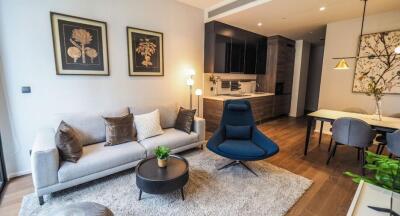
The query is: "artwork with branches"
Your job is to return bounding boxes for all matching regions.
[51,12,109,75]
[353,30,400,94]
[127,27,163,76]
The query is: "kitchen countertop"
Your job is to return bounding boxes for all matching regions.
[203,93,275,101]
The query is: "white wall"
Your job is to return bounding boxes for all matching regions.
[290,40,310,117]
[305,44,324,112]
[0,0,204,176]
[319,11,400,120]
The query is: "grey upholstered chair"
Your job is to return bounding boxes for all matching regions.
[327,108,368,152]
[326,117,376,175]
[376,114,400,155]
[386,130,400,158]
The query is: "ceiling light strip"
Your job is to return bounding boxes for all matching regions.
[205,0,273,22]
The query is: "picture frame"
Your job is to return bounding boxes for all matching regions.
[50,12,109,75]
[127,27,164,76]
[352,29,400,94]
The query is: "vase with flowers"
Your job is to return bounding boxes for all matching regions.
[365,78,384,121]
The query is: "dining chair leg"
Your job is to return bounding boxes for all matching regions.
[379,145,385,155]
[333,142,338,157]
[328,137,333,152]
[375,144,380,154]
[357,148,360,161]
[326,142,337,165]
[360,148,366,176]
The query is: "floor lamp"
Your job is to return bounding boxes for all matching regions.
[195,89,202,117]
[186,68,195,110]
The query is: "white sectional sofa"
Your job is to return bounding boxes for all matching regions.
[30,104,205,205]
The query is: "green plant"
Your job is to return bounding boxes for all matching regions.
[344,151,400,192]
[154,146,171,160]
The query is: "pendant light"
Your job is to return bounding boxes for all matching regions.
[334,59,350,70]
[333,0,368,70]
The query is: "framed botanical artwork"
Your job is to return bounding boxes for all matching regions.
[127,27,164,76]
[352,29,400,94]
[50,12,109,75]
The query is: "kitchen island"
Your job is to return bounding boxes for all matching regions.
[203,93,291,132]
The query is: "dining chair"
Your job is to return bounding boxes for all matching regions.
[375,113,400,155]
[326,117,376,175]
[386,130,400,158]
[326,108,368,152]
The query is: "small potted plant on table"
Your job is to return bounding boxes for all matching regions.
[154,146,171,168]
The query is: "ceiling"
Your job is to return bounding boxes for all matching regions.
[176,0,223,9]
[177,0,400,44]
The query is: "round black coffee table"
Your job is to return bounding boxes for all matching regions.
[135,155,189,201]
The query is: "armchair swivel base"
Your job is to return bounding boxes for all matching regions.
[218,160,258,176]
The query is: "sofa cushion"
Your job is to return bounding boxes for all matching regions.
[218,140,265,157]
[130,103,178,129]
[55,121,82,163]
[134,109,164,141]
[104,114,134,146]
[58,141,146,182]
[139,128,198,157]
[54,107,130,146]
[174,107,196,134]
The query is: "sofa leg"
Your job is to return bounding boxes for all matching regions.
[38,196,44,205]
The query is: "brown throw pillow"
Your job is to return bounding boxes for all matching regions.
[103,114,134,146]
[174,107,196,134]
[55,121,82,163]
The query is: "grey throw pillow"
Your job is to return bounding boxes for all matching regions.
[55,121,82,163]
[174,107,196,134]
[103,114,134,146]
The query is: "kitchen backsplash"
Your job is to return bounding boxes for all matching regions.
[204,73,257,96]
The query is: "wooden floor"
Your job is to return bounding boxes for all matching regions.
[0,117,371,216]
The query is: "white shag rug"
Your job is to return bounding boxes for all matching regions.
[20,150,312,216]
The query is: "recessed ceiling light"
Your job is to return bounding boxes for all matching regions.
[257,22,263,27]
[319,6,326,11]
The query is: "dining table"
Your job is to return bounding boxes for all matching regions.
[304,109,400,156]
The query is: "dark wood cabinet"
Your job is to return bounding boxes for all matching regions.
[204,21,267,74]
[256,35,295,117]
[273,95,291,116]
[258,35,295,94]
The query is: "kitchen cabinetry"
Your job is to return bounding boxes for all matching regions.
[257,35,295,117]
[203,96,274,132]
[204,21,267,74]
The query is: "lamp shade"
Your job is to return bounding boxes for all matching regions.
[334,59,350,70]
[186,78,194,86]
[185,68,195,76]
[195,89,202,96]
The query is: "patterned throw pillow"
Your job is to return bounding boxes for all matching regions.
[174,107,196,134]
[55,121,82,163]
[134,109,164,141]
[103,114,134,146]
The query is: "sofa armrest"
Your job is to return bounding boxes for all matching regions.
[193,117,206,141]
[31,128,59,190]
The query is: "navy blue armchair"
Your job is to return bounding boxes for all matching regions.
[207,100,279,176]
